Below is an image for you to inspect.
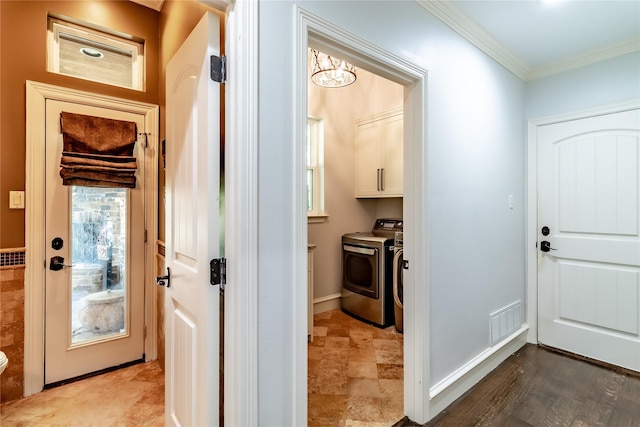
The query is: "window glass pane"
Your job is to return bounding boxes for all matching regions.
[71,186,128,344]
[307,169,314,212]
[307,122,314,166]
[59,32,134,88]
[48,17,144,91]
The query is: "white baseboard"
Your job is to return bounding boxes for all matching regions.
[313,293,341,314]
[428,325,529,417]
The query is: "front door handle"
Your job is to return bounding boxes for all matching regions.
[156,267,171,287]
[540,241,557,253]
[49,256,73,271]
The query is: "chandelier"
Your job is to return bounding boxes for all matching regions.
[310,49,356,88]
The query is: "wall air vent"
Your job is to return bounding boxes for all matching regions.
[490,300,522,346]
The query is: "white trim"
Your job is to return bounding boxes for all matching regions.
[415,0,640,81]
[143,97,160,362]
[24,81,159,396]
[529,39,640,80]
[525,99,640,346]
[307,214,329,224]
[429,326,528,415]
[313,293,341,314]
[128,0,164,12]
[223,1,259,425]
[356,106,403,126]
[415,0,529,80]
[295,12,310,426]
[296,7,430,424]
[198,0,232,12]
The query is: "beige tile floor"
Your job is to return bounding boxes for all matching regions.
[308,309,404,427]
[0,361,164,426]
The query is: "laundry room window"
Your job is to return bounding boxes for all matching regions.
[47,16,144,91]
[307,117,326,221]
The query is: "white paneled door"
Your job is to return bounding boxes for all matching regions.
[164,12,222,427]
[538,108,640,371]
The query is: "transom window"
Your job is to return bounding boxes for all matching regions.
[47,16,144,91]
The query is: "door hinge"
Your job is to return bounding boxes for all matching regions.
[210,55,226,83]
[210,258,226,286]
[144,229,148,243]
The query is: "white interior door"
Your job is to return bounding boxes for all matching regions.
[44,100,146,384]
[165,12,221,426]
[538,108,640,371]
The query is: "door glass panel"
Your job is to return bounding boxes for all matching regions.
[71,186,128,345]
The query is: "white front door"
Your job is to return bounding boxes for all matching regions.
[165,12,222,426]
[537,108,640,371]
[44,100,147,384]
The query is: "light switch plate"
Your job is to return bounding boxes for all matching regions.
[10,191,25,209]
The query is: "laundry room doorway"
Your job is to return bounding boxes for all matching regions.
[296,8,429,423]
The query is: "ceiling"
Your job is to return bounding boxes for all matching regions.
[130,0,640,80]
[421,0,640,80]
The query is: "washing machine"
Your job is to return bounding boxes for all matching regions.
[392,231,404,333]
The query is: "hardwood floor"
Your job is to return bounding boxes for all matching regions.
[398,344,640,427]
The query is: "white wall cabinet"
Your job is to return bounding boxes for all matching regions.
[355,108,403,198]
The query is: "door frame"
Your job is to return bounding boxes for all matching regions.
[296,8,429,423]
[24,81,159,395]
[218,1,260,425]
[525,99,640,345]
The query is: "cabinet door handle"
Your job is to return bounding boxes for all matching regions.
[377,168,381,191]
[381,168,385,191]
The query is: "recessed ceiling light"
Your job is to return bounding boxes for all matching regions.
[80,47,104,58]
[540,0,563,5]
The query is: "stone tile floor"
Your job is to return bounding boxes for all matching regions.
[309,309,405,427]
[0,360,164,426]
[0,309,403,427]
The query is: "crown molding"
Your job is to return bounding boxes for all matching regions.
[416,0,530,80]
[528,38,640,80]
[129,0,164,12]
[416,0,640,81]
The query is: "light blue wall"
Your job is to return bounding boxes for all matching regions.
[258,1,526,424]
[526,52,640,119]
[424,21,526,387]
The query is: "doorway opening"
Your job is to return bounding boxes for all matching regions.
[307,59,405,422]
[297,8,429,423]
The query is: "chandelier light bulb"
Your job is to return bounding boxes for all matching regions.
[310,49,357,88]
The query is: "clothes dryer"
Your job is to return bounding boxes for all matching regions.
[393,231,404,333]
[341,218,403,327]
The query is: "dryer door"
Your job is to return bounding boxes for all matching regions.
[393,247,404,332]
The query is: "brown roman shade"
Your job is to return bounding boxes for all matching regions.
[59,112,138,188]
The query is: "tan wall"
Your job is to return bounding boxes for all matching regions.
[308,67,403,307]
[0,0,160,248]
